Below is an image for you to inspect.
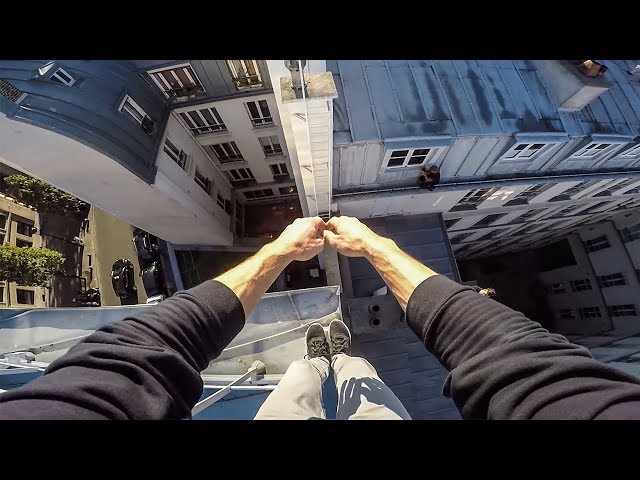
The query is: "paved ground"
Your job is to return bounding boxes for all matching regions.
[85,207,147,306]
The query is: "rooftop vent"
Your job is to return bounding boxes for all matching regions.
[532,60,612,111]
[0,79,25,103]
[284,60,307,98]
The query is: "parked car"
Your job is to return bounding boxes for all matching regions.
[111,259,137,298]
[140,261,166,298]
[133,228,160,267]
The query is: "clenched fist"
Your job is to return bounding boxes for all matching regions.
[271,217,327,262]
[323,216,386,259]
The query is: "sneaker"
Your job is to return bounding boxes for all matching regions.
[329,319,351,357]
[305,323,330,360]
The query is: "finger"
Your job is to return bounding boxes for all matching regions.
[309,217,326,236]
[325,217,340,233]
[323,229,340,247]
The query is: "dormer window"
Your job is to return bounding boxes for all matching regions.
[147,63,205,99]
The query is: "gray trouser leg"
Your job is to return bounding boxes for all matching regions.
[332,354,411,420]
[254,357,329,420]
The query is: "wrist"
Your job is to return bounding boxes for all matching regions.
[365,235,398,263]
[263,239,295,264]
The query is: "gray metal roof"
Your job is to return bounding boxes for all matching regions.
[329,60,640,144]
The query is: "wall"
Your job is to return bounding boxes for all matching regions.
[0,112,233,246]
[0,195,46,308]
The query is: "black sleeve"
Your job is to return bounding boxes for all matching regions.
[406,275,640,419]
[0,280,245,420]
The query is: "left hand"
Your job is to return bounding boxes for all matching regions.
[271,217,326,262]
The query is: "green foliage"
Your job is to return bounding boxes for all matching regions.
[4,175,89,215]
[0,244,64,286]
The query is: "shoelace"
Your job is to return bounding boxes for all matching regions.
[309,338,330,356]
[332,335,349,354]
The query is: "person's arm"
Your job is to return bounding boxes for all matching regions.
[0,217,326,420]
[324,216,640,419]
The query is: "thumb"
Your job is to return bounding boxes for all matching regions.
[323,229,340,247]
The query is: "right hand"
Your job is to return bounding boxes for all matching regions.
[324,216,385,258]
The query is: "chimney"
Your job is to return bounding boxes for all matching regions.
[532,60,612,111]
[284,60,307,98]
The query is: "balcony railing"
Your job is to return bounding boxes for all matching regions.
[232,75,263,89]
[190,125,227,136]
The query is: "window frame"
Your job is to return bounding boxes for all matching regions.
[179,107,227,136]
[193,167,212,195]
[270,163,289,177]
[559,308,576,319]
[609,304,637,317]
[383,147,441,170]
[163,138,189,171]
[551,282,566,294]
[569,142,619,160]
[584,235,611,252]
[50,67,76,86]
[118,95,149,126]
[245,100,274,127]
[599,273,626,288]
[227,168,255,182]
[147,63,205,99]
[278,185,298,196]
[617,143,640,159]
[579,307,602,319]
[259,136,283,156]
[243,188,276,201]
[15,288,35,305]
[621,223,640,243]
[209,141,244,164]
[501,142,551,161]
[570,278,593,292]
[227,60,263,90]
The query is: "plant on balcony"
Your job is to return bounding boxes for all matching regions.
[168,83,204,99]
[4,175,89,216]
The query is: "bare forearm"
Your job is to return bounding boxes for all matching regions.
[366,238,438,311]
[215,242,291,316]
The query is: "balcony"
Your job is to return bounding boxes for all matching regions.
[166,83,205,101]
[232,74,263,90]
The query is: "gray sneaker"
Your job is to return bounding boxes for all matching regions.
[329,319,351,357]
[305,323,330,361]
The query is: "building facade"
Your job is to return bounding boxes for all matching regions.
[323,60,640,269]
[0,194,46,308]
[0,60,297,246]
[539,209,640,336]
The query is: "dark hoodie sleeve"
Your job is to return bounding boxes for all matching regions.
[406,275,640,419]
[0,280,245,420]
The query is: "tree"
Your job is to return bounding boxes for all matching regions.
[4,175,89,216]
[0,244,64,287]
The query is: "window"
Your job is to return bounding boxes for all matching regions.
[570,278,592,292]
[163,138,188,170]
[450,232,473,244]
[579,307,602,319]
[570,143,617,159]
[472,213,507,228]
[270,163,289,177]
[584,235,610,252]
[552,204,587,218]
[551,282,566,294]
[15,239,32,248]
[561,180,599,199]
[216,194,225,209]
[245,100,273,126]
[15,221,34,237]
[608,178,639,194]
[119,95,154,134]
[50,67,76,86]
[16,289,35,305]
[224,200,232,215]
[444,218,461,229]
[148,63,204,98]
[179,107,226,135]
[559,309,575,319]
[599,273,626,288]
[476,231,499,241]
[208,142,243,163]
[609,305,637,317]
[385,148,439,169]
[227,168,255,182]
[618,143,640,159]
[227,60,262,89]
[0,285,4,303]
[243,189,275,200]
[449,188,498,211]
[508,209,541,224]
[621,223,640,242]
[514,183,555,202]
[194,168,212,195]
[502,143,548,160]
[259,136,283,156]
[279,185,297,196]
[0,210,7,229]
